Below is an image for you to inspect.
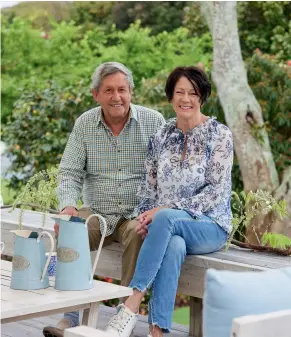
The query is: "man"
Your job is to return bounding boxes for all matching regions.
[43,62,165,337]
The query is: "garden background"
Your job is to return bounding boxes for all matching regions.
[1,0,291,325]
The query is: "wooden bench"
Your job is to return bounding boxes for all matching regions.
[1,208,291,337]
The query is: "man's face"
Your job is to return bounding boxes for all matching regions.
[92,72,132,123]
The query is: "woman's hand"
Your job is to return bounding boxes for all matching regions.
[136,206,167,238]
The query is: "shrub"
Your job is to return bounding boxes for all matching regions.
[3,80,94,189]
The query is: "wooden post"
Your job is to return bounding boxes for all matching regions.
[82,302,99,328]
[189,297,203,337]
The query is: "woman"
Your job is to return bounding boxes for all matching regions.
[106,66,233,337]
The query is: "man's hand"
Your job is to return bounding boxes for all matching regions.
[54,206,78,235]
[136,206,166,238]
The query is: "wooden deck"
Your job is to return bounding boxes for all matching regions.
[1,305,189,337]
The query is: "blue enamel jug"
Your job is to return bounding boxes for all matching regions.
[10,230,54,290]
[52,214,107,291]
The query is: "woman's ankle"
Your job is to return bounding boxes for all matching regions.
[124,289,145,314]
[149,324,163,337]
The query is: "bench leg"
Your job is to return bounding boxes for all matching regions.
[189,297,202,337]
[82,302,100,328]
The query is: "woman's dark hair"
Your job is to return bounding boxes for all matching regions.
[165,66,211,105]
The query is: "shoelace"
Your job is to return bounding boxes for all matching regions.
[108,308,131,333]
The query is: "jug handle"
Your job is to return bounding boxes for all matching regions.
[85,214,108,283]
[37,231,55,282]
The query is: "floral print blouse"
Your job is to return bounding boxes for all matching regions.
[137,117,234,234]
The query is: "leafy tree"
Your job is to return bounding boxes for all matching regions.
[1,1,72,30]
[70,1,115,29]
[1,18,211,123]
[237,1,291,60]
[3,1,188,35]
[184,1,291,60]
[3,80,93,189]
[1,17,99,122]
[112,1,187,35]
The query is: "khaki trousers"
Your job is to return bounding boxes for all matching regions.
[79,207,143,287]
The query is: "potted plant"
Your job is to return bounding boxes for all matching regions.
[10,166,59,229]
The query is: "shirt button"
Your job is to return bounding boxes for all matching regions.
[118,168,121,171]
[119,202,122,205]
[117,150,121,153]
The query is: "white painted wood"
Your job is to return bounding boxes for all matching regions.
[87,303,100,328]
[1,208,55,229]
[230,310,291,337]
[65,326,110,337]
[2,304,90,324]
[81,303,100,328]
[1,260,132,324]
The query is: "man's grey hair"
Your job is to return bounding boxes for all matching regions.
[91,62,135,91]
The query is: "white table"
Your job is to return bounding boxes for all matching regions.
[1,260,132,327]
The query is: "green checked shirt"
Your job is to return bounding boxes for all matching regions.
[58,104,165,236]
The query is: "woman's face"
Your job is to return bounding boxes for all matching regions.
[171,76,201,119]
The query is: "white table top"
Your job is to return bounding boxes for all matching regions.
[1,260,132,322]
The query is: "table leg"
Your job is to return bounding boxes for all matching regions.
[82,302,100,328]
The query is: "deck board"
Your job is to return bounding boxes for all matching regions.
[1,305,189,337]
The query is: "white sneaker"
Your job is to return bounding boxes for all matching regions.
[105,304,138,337]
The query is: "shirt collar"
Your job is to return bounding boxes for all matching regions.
[129,104,138,122]
[95,104,139,126]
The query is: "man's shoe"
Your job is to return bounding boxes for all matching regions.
[105,304,138,337]
[43,318,74,337]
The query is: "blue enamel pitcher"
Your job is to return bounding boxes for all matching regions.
[52,214,107,291]
[10,230,54,290]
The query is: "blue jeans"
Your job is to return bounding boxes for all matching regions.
[129,208,227,332]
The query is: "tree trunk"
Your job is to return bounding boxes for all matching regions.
[200,1,290,243]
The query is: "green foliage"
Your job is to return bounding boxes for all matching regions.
[183,1,291,61]
[172,306,190,326]
[97,23,212,87]
[246,52,291,174]
[3,1,188,35]
[182,2,208,38]
[1,1,72,30]
[1,179,17,205]
[3,80,94,188]
[227,190,290,249]
[1,17,98,122]
[70,2,115,29]
[237,1,291,60]
[1,18,211,124]
[111,1,187,35]
[11,167,59,229]
[262,232,291,249]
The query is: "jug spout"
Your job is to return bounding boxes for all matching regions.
[51,217,60,225]
[50,214,72,224]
